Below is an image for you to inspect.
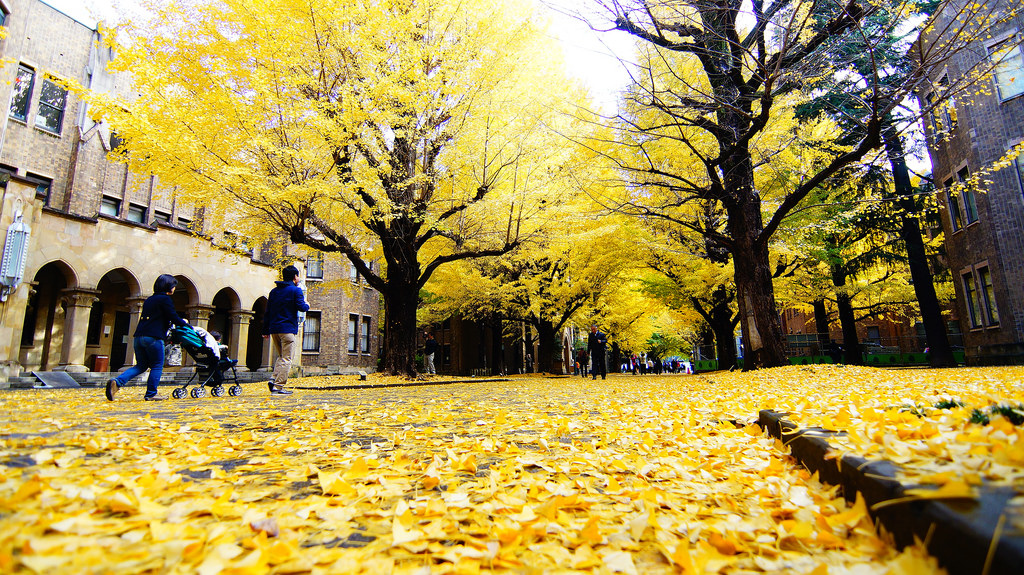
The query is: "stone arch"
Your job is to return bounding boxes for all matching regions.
[94,268,143,370]
[19,260,78,370]
[171,274,200,311]
[247,296,268,372]
[209,287,241,349]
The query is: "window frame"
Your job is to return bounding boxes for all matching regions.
[125,204,147,224]
[957,166,978,225]
[976,266,999,326]
[944,177,963,231]
[10,65,35,122]
[1015,155,1024,198]
[988,32,1024,102]
[34,76,68,135]
[306,252,324,280]
[99,196,122,218]
[25,172,52,205]
[302,310,322,352]
[347,314,358,353]
[153,210,172,225]
[360,316,371,354]
[961,270,982,329]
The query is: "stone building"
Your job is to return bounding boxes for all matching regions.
[0,0,379,381]
[916,0,1024,365]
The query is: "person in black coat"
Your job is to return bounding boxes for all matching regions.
[587,325,608,380]
[262,265,310,395]
[424,332,438,375]
[106,274,189,401]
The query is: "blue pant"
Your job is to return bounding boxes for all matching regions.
[114,336,164,398]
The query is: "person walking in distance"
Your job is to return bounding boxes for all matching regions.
[262,265,309,395]
[424,332,438,375]
[106,274,189,402]
[587,325,608,380]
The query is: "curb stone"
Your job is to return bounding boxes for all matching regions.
[759,409,1024,575]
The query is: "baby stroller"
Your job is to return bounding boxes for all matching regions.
[167,325,243,399]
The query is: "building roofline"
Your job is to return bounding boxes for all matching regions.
[38,0,100,32]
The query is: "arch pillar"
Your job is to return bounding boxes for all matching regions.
[182,304,214,368]
[121,297,146,367]
[186,304,215,329]
[56,288,100,372]
[228,309,253,371]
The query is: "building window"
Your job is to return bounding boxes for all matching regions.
[977,267,999,326]
[126,204,147,224]
[306,252,323,279]
[349,263,359,283]
[1016,156,1024,197]
[99,196,121,217]
[303,311,321,352]
[990,34,1024,101]
[223,231,251,253]
[957,167,977,225]
[10,65,35,122]
[25,173,52,204]
[35,78,68,134]
[361,316,371,353]
[348,314,358,353]
[177,216,193,229]
[153,210,171,224]
[944,178,962,231]
[0,7,8,27]
[962,271,982,329]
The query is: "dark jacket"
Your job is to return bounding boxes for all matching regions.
[424,337,438,355]
[134,293,188,339]
[263,281,310,335]
[587,330,607,356]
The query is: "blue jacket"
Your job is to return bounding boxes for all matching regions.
[263,281,309,335]
[135,293,188,339]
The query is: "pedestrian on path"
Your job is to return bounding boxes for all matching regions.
[262,265,309,395]
[106,274,189,402]
[587,325,608,380]
[424,332,438,375]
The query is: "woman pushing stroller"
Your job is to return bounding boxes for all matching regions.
[106,274,189,401]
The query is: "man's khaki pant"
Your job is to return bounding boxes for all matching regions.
[271,333,296,386]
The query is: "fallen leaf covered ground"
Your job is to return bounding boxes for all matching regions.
[1,365,1020,574]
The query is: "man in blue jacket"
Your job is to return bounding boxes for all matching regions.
[263,265,309,395]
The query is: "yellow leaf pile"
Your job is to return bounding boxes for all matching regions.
[2,365,1009,573]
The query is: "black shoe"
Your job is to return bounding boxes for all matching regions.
[267,380,276,393]
[144,394,168,401]
[106,379,119,401]
[271,386,293,395]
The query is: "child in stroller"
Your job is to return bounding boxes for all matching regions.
[168,324,242,399]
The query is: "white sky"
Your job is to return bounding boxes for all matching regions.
[43,0,634,113]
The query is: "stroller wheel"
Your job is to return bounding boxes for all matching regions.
[229,385,242,396]
[172,388,186,399]
[190,387,207,399]
[211,385,225,397]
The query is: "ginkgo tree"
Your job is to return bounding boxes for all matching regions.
[77,0,585,375]
[579,0,1003,369]
[424,212,639,374]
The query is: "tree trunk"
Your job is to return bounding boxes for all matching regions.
[832,268,863,366]
[536,319,557,374]
[884,127,957,368]
[381,284,419,376]
[380,229,420,376]
[730,214,788,369]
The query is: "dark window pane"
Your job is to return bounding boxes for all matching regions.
[10,67,34,121]
[35,80,67,133]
